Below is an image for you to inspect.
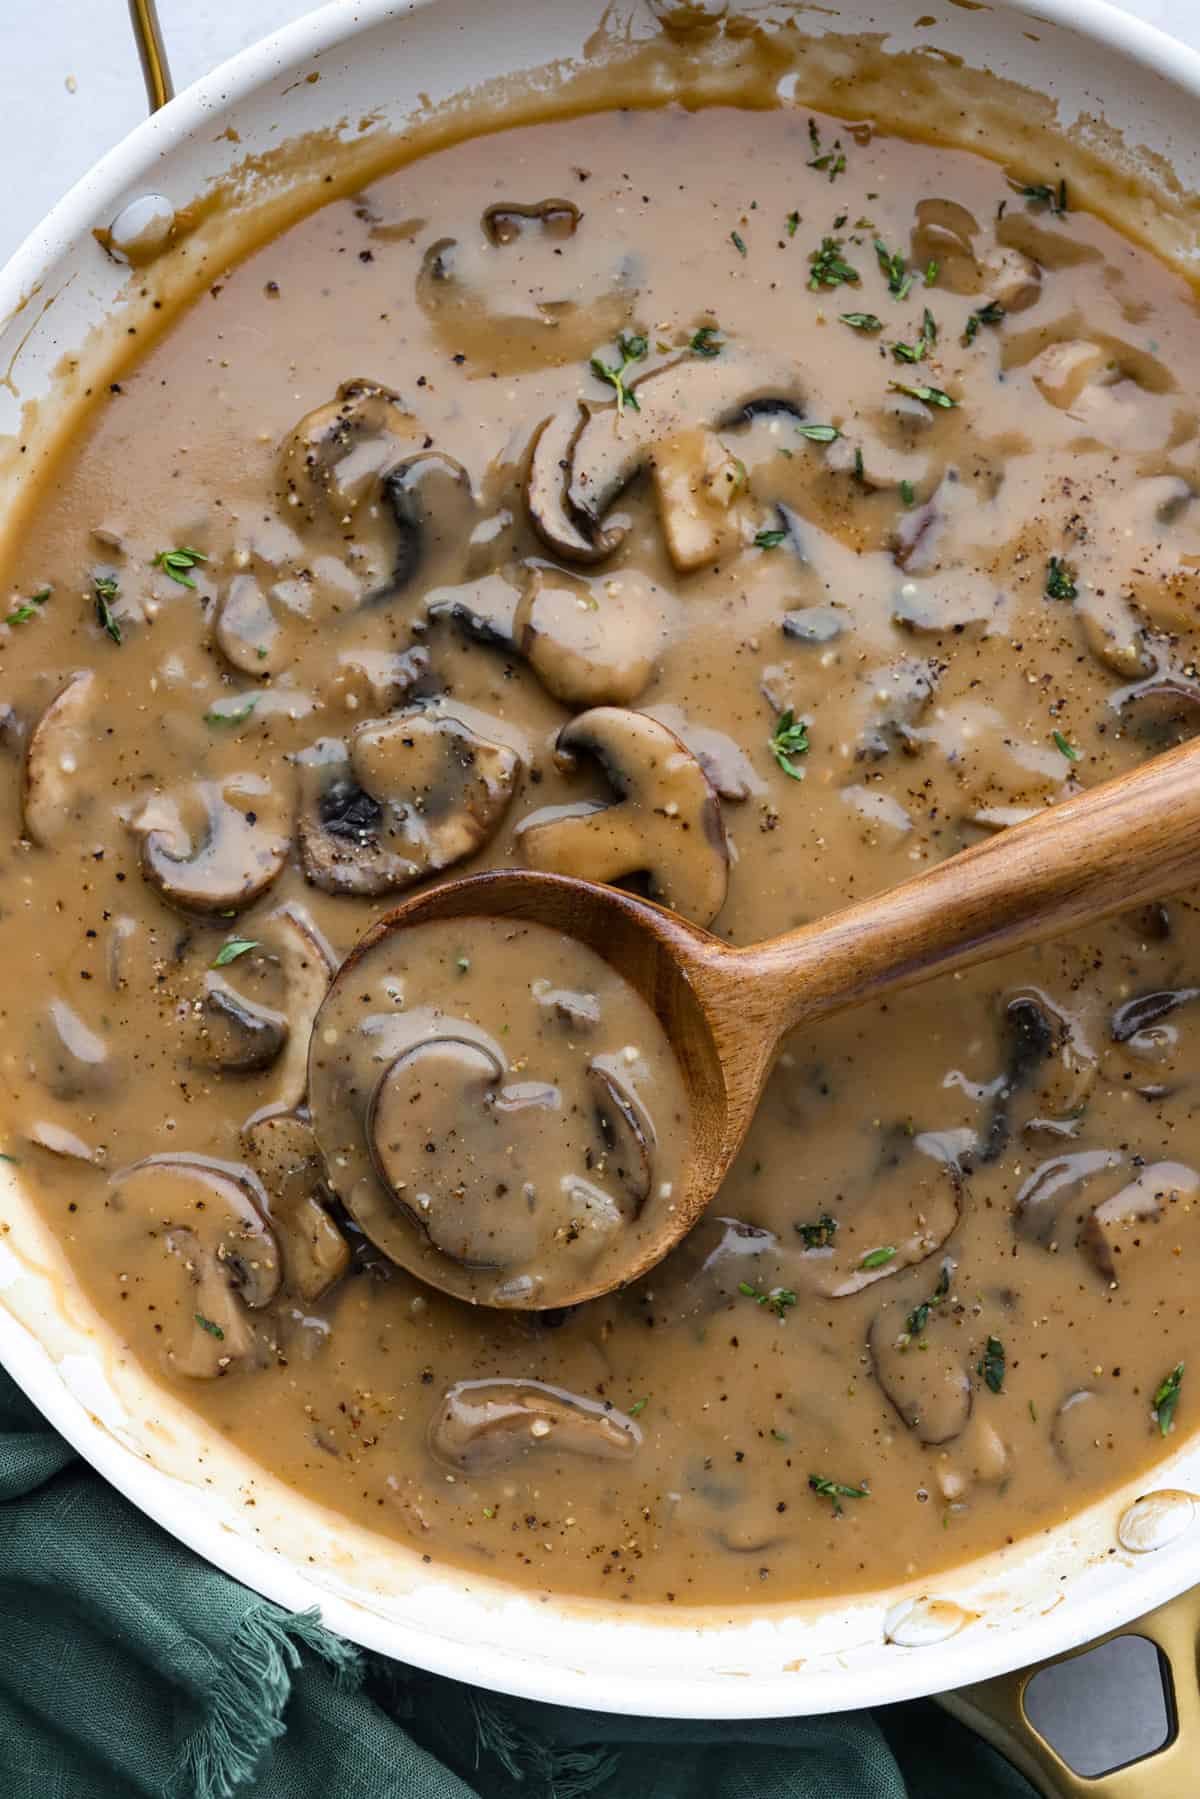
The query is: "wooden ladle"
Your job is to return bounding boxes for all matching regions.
[329,734,1200,1306]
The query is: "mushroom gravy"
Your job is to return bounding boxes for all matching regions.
[3,100,1200,1607]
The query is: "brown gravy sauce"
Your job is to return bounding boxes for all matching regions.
[3,91,1200,1607]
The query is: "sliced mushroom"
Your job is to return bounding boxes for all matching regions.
[514,566,666,708]
[214,575,283,676]
[1013,1149,1123,1246]
[281,377,415,520]
[322,644,437,717]
[131,775,290,915]
[976,244,1041,312]
[374,451,478,601]
[31,997,114,1098]
[649,426,754,571]
[195,980,289,1073]
[428,1377,641,1473]
[1075,587,1155,682]
[979,994,1060,1163]
[107,1155,280,1378]
[526,351,805,564]
[517,707,728,926]
[241,1113,349,1302]
[1078,1161,1196,1283]
[425,571,523,651]
[645,705,765,803]
[1051,1388,1114,1475]
[256,904,338,1115]
[782,605,847,644]
[23,671,97,847]
[790,1150,961,1300]
[1112,675,1200,749]
[297,707,519,897]
[1028,339,1115,410]
[588,1059,652,1211]
[868,1296,972,1445]
[482,198,580,246]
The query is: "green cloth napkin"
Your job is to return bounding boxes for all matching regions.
[0,1367,1035,1798]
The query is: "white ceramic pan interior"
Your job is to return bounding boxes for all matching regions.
[3,0,1200,1729]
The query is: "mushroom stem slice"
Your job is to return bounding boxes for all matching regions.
[517,707,729,927]
[428,1377,642,1474]
[132,776,290,915]
[241,1113,349,1303]
[252,903,339,1116]
[588,1059,653,1213]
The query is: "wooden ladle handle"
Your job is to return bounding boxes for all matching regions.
[736,732,1200,1040]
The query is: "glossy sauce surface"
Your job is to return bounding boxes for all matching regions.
[3,103,1200,1605]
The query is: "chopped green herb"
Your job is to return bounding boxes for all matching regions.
[795,423,841,443]
[1045,555,1078,601]
[205,693,260,727]
[4,587,50,627]
[1014,176,1068,214]
[786,210,800,238]
[768,707,810,780]
[796,1213,838,1249]
[978,1335,1006,1394]
[590,330,648,416]
[860,1246,896,1270]
[628,1396,649,1417]
[731,229,748,257]
[0,1152,20,1165]
[194,1314,225,1341]
[889,381,956,409]
[93,574,122,644]
[892,311,936,364]
[899,479,915,506]
[808,236,859,291]
[853,446,865,483]
[904,1261,951,1340]
[874,238,912,299]
[770,1428,789,1444]
[1029,1400,1039,1424]
[1153,1362,1184,1437]
[964,300,1006,344]
[807,124,847,184]
[152,545,207,589]
[808,1474,870,1517]
[212,939,259,968]
[840,312,883,332]
[482,1506,495,1518]
[1052,730,1080,762]
[924,259,940,286]
[754,528,788,550]
[455,954,471,974]
[738,1281,798,1319]
[690,325,723,357]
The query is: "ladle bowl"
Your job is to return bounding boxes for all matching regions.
[310,729,1200,1307]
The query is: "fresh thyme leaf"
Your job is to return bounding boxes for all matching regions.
[808,236,859,291]
[152,545,208,589]
[690,325,723,357]
[808,1474,869,1516]
[1052,730,1080,762]
[905,1261,951,1339]
[964,299,1006,345]
[212,939,259,968]
[455,954,471,974]
[874,238,912,299]
[795,1213,838,1249]
[628,1396,649,1417]
[754,529,787,550]
[786,210,800,238]
[1014,176,1068,214]
[795,423,841,442]
[860,1246,896,1270]
[853,447,865,483]
[1045,555,1078,600]
[899,479,915,505]
[889,381,956,409]
[0,1152,20,1164]
[978,1335,1006,1394]
[731,229,748,257]
[590,330,648,417]
[840,312,883,332]
[194,1314,225,1340]
[737,1281,798,1319]
[924,259,940,286]
[1153,1362,1184,1437]
[93,574,122,644]
[768,707,810,779]
[204,693,260,727]
[4,587,50,626]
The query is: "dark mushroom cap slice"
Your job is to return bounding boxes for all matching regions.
[241,1112,348,1303]
[280,376,415,521]
[1012,1148,1123,1246]
[517,706,729,926]
[373,450,478,602]
[1078,1160,1195,1283]
[23,671,97,847]
[132,775,290,915]
[296,705,521,897]
[196,979,289,1073]
[107,1154,281,1378]
[428,1377,642,1474]
[514,566,667,708]
[587,1058,653,1213]
[526,406,625,564]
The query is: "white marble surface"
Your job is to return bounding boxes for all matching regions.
[1,0,1197,1777]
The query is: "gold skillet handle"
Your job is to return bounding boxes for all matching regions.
[937,1586,1200,1797]
[127,0,175,113]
